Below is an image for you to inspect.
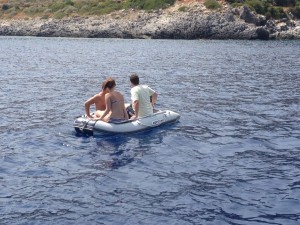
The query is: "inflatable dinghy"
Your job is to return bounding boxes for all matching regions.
[74,109,180,135]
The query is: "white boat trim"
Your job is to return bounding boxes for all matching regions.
[74,109,180,135]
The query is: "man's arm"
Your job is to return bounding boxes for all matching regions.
[151,92,158,108]
[84,96,96,118]
[131,100,139,119]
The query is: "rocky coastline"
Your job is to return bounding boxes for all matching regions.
[0,3,299,40]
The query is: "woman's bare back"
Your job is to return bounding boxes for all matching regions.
[109,91,127,119]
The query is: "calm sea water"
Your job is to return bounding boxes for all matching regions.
[0,37,300,225]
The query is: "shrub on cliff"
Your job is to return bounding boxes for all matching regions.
[274,0,296,7]
[226,0,300,19]
[178,6,187,12]
[2,4,9,11]
[291,2,300,18]
[266,6,286,19]
[125,0,176,10]
[76,0,123,15]
[204,0,222,10]
[49,2,66,13]
[245,0,268,15]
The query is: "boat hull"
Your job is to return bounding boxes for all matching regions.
[74,110,180,135]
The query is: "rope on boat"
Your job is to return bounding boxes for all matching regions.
[80,118,92,131]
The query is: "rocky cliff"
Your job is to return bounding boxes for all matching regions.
[0,2,299,40]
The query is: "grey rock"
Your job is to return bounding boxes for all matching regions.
[239,6,266,26]
[0,7,299,40]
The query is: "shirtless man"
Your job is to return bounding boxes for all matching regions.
[84,81,107,119]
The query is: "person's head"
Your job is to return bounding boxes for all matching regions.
[103,77,116,91]
[130,73,139,86]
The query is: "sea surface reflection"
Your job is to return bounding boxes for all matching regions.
[0,37,299,224]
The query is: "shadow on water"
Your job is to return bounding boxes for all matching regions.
[96,134,135,170]
[73,121,179,170]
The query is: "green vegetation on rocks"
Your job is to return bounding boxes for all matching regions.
[226,0,300,19]
[0,0,299,19]
[125,0,175,10]
[0,0,175,19]
[204,0,221,10]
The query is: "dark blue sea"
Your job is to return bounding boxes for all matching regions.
[0,37,300,225]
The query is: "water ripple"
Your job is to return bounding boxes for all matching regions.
[1,37,300,224]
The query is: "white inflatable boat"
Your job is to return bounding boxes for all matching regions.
[74,109,180,135]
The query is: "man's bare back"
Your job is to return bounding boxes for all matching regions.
[85,91,107,118]
[93,92,106,111]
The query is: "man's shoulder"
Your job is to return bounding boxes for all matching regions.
[134,84,149,90]
[131,86,139,91]
[141,85,154,92]
[97,92,106,97]
[91,92,104,100]
[131,85,151,93]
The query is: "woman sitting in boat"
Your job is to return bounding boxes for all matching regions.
[97,77,129,123]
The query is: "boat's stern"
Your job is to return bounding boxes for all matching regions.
[73,116,96,136]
